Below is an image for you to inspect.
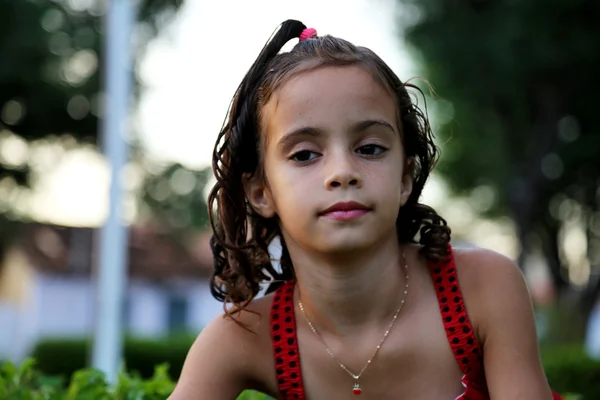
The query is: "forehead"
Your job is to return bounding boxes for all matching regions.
[261,65,398,138]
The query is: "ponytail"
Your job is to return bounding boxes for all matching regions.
[209,20,311,307]
[213,20,308,175]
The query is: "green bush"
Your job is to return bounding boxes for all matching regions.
[31,336,195,381]
[0,359,271,400]
[0,358,174,399]
[542,344,600,400]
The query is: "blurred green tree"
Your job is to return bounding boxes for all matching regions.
[0,0,183,184]
[399,0,600,317]
[139,162,212,234]
[0,0,184,262]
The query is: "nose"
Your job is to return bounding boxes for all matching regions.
[323,151,363,190]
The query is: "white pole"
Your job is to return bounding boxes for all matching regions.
[92,0,134,383]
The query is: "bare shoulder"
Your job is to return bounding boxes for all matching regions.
[452,247,530,339]
[453,246,527,304]
[453,246,523,287]
[169,295,275,400]
[452,246,553,398]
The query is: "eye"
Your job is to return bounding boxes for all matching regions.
[356,144,388,156]
[290,150,319,163]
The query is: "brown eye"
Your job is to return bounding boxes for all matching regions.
[356,144,387,156]
[290,150,319,162]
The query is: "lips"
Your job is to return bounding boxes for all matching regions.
[319,201,372,221]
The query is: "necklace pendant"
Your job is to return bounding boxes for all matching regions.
[352,382,362,395]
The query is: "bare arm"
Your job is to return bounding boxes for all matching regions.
[168,314,257,400]
[459,249,554,400]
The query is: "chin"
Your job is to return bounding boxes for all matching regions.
[283,218,397,254]
[314,232,379,254]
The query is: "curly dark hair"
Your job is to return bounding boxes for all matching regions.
[208,20,451,317]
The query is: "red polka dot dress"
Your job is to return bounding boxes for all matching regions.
[269,246,563,399]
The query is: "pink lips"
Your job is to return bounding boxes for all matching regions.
[319,201,371,221]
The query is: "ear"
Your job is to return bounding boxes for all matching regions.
[243,172,276,218]
[400,157,416,206]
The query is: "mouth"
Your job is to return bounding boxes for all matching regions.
[319,201,372,221]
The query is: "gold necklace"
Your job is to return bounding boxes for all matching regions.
[297,253,410,396]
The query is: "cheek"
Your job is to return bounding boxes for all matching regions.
[262,157,304,213]
[266,169,317,214]
[366,159,405,201]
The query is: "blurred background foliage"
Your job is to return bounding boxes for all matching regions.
[0,0,210,254]
[399,0,600,334]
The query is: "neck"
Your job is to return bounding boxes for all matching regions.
[285,233,409,336]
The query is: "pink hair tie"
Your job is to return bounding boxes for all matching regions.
[299,27,317,41]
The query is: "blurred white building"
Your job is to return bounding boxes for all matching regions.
[0,223,222,362]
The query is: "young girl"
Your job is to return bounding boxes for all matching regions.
[169,20,562,400]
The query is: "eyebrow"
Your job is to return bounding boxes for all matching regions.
[277,119,396,150]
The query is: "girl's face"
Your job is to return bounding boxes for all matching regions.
[245,64,413,254]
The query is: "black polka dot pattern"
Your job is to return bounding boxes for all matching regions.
[271,281,305,399]
[429,245,485,390]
